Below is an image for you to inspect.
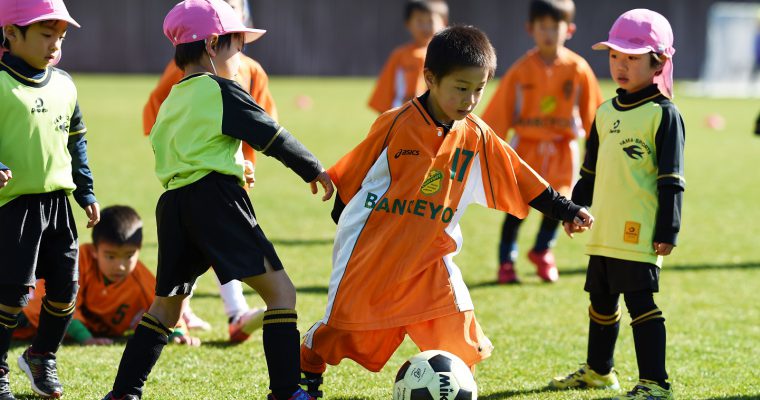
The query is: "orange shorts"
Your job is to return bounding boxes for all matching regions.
[511,136,579,196]
[300,311,493,373]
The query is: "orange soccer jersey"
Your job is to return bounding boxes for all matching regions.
[311,97,548,331]
[367,42,428,113]
[16,243,155,339]
[482,47,602,194]
[142,55,278,163]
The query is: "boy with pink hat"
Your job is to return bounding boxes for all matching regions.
[0,0,100,399]
[100,1,333,399]
[549,9,684,400]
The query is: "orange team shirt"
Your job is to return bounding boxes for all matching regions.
[142,55,279,164]
[19,243,155,338]
[368,42,428,113]
[481,47,602,194]
[319,97,548,331]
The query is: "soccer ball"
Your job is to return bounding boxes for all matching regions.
[393,350,477,400]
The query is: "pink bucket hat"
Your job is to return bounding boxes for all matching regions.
[593,9,676,98]
[0,0,80,28]
[163,0,266,47]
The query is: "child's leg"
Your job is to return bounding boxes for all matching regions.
[242,267,303,400]
[30,280,77,354]
[111,295,187,398]
[623,291,668,388]
[533,215,559,252]
[587,292,621,375]
[215,276,249,319]
[498,214,523,264]
[0,288,27,375]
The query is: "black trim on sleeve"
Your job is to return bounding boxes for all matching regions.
[331,194,346,224]
[653,185,683,245]
[654,100,686,189]
[529,187,582,223]
[211,75,323,182]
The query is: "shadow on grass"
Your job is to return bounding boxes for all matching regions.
[701,396,760,400]
[270,238,333,246]
[479,386,553,399]
[469,261,760,290]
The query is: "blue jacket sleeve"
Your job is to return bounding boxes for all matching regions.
[0,161,8,170]
[68,132,96,207]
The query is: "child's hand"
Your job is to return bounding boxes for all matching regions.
[83,337,113,346]
[653,242,674,256]
[0,169,12,188]
[310,170,335,201]
[563,208,594,238]
[85,202,100,228]
[172,333,201,347]
[243,160,255,189]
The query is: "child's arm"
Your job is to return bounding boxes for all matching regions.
[67,318,113,346]
[368,50,401,113]
[211,76,334,200]
[143,61,184,136]
[67,101,100,228]
[653,105,686,255]
[570,119,600,208]
[481,68,518,140]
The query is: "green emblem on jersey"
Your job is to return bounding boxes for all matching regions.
[420,169,443,196]
[540,96,557,115]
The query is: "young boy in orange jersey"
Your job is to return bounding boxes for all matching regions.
[13,206,200,347]
[142,0,270,342]
[299,26,594,398]
[367,0,448,113]
[482,0,603,284]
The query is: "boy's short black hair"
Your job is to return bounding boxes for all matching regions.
[404,0,449,22]
[1,24,31,51]
[174,32,240,70]
[529,0,575,23]
[92,205,143,248]
[424,25,497,81]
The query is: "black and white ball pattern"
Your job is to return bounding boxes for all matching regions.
[393,350,477,400]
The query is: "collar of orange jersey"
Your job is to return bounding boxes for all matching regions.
[412,92,459,134]
[0,52,51,87]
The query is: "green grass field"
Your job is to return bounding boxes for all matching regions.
[7,75,760,399]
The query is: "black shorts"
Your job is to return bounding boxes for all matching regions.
[0,191,79,303]
[155,172,284,297]
[584,255,660,294]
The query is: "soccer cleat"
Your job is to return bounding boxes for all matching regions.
[228,307,266,343]
[497,261,520,284]
[181,307,211,331]
[528,249,559,282]
[101,392,140,400]
[0,369,17,400]
[300,373,323,398]
[267,388,316,400]
[614,380,673,400]
[549,363,620,390]
[17,347,63,398]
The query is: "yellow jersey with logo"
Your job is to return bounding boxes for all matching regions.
[320,97,549,330]
[482,48,602,194]
[585,89,685,266]
[0,60,85,207]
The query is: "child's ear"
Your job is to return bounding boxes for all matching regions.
[3,25,19,44]
[423,69,436,88]
[566,22,577,39]
[90,244,98,259]
[524,21,533,35]
[205,34,219,57]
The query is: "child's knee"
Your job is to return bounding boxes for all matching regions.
[0,285,31,312]
[149,295,188,327]
[623,291,663,322]
[44,280,79,305]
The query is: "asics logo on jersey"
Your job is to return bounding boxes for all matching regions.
[609,119,621,134]
[394,149,420,158]
[364,192,455,223]
[623,145,645,160]
[31,98,47,114]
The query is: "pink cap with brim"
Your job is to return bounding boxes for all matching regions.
[592,9,676,98]
[163,0,265,47]
[0,0,80,28]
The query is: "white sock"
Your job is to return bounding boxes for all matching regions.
[215,276,249,319]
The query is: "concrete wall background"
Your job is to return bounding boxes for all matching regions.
[54,0,759,78]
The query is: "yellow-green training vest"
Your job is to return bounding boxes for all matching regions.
[586,94,667,266]
[151,74,247,190]
[0,61,82,207]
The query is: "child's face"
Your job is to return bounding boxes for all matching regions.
[608,49,662,93]
[210,34,244,80]
[425,66,489,123]
[406,10,446,46]
[93,242,141,283]
[3,20,68,69]
[528,16,574,54]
